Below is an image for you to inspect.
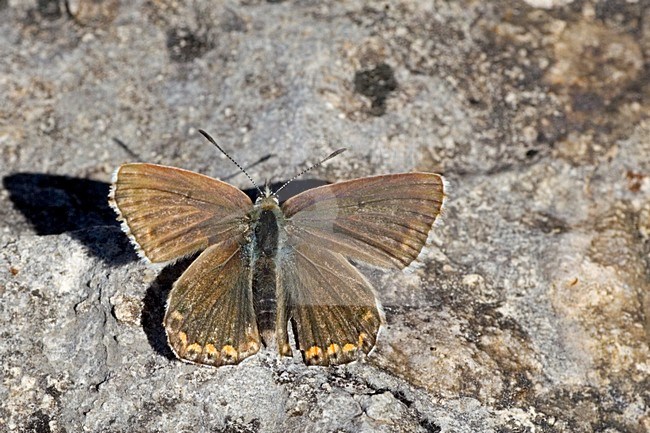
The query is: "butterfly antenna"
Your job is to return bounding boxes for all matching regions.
[222,153,274,182]
[274,148,347,196]
[198,129,263,195]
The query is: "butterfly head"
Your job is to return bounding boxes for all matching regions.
[255,185,279,209]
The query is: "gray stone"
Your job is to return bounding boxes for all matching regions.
[1,1,648,432]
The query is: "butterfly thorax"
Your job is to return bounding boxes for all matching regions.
[248,195,285,350]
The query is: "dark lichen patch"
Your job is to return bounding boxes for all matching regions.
[593,0,646,31]
[45,385,61,399]
[525,148,539,159]
[625,171,646,193]
[36,0,62,20]
[166,27,212,63]
[519,211,571,235]
[353,63,398,116]
[220,8,247,33]
[532,385,649,433]
[222,417,261,433]
[19,1,83,47]
[419,418,442,433]
[571,92,605,113]
[26,410,51,433]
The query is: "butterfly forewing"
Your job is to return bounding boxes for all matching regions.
[282,173,445,269]
[109,163,252,262]
[164,238,260,366]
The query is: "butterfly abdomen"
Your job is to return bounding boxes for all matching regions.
[251,206,280,348]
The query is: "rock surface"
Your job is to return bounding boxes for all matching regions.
[1,1,648,432]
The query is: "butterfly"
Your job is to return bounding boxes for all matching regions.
[109,130,445,367]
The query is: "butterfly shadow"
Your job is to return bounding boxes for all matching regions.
[2,173,139,266]
[141,256,197,360]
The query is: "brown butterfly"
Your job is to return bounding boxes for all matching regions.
[109,130,445,367]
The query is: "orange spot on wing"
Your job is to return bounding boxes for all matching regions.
[327,343,341,356]
[185,343,202,360]
[305,346,323,363]
[221,345,238,363]
[358,333,368,347]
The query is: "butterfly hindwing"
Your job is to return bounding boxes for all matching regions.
[109,163,252,262]
[277,240,381,365]
[164,238,260,366]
